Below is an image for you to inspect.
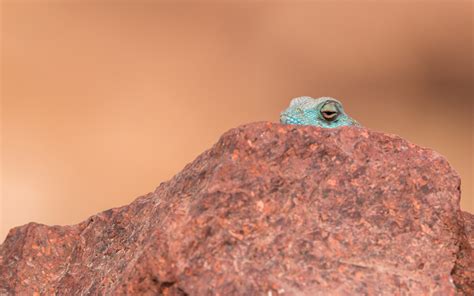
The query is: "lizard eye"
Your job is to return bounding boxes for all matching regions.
[320,102,340,122]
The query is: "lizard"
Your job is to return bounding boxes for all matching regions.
[280,96,360,128]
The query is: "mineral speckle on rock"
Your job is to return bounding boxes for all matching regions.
[1,122,472,295]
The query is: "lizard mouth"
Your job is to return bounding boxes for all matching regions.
[320,102,340,121]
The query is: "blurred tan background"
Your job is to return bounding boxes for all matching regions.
[1,1,472,242]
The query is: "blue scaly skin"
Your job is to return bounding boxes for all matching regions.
[280,96,360,128]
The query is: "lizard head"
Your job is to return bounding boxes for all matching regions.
[280,96,360,128]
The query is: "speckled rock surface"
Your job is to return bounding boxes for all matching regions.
[1,122,473,295]
[463,212,474,249]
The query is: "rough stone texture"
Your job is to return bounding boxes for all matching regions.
[1,122,473,295]
[463,212,474,250]
[456,211,474,292]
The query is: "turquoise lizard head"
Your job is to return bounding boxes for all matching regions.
[280,96,360,128]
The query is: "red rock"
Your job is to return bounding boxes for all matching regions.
[1,122,473,295]
[463,212,474,249]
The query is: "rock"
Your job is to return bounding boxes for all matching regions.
[463,212,474,249]
[455,211,474,292]
[1,122,472,295]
